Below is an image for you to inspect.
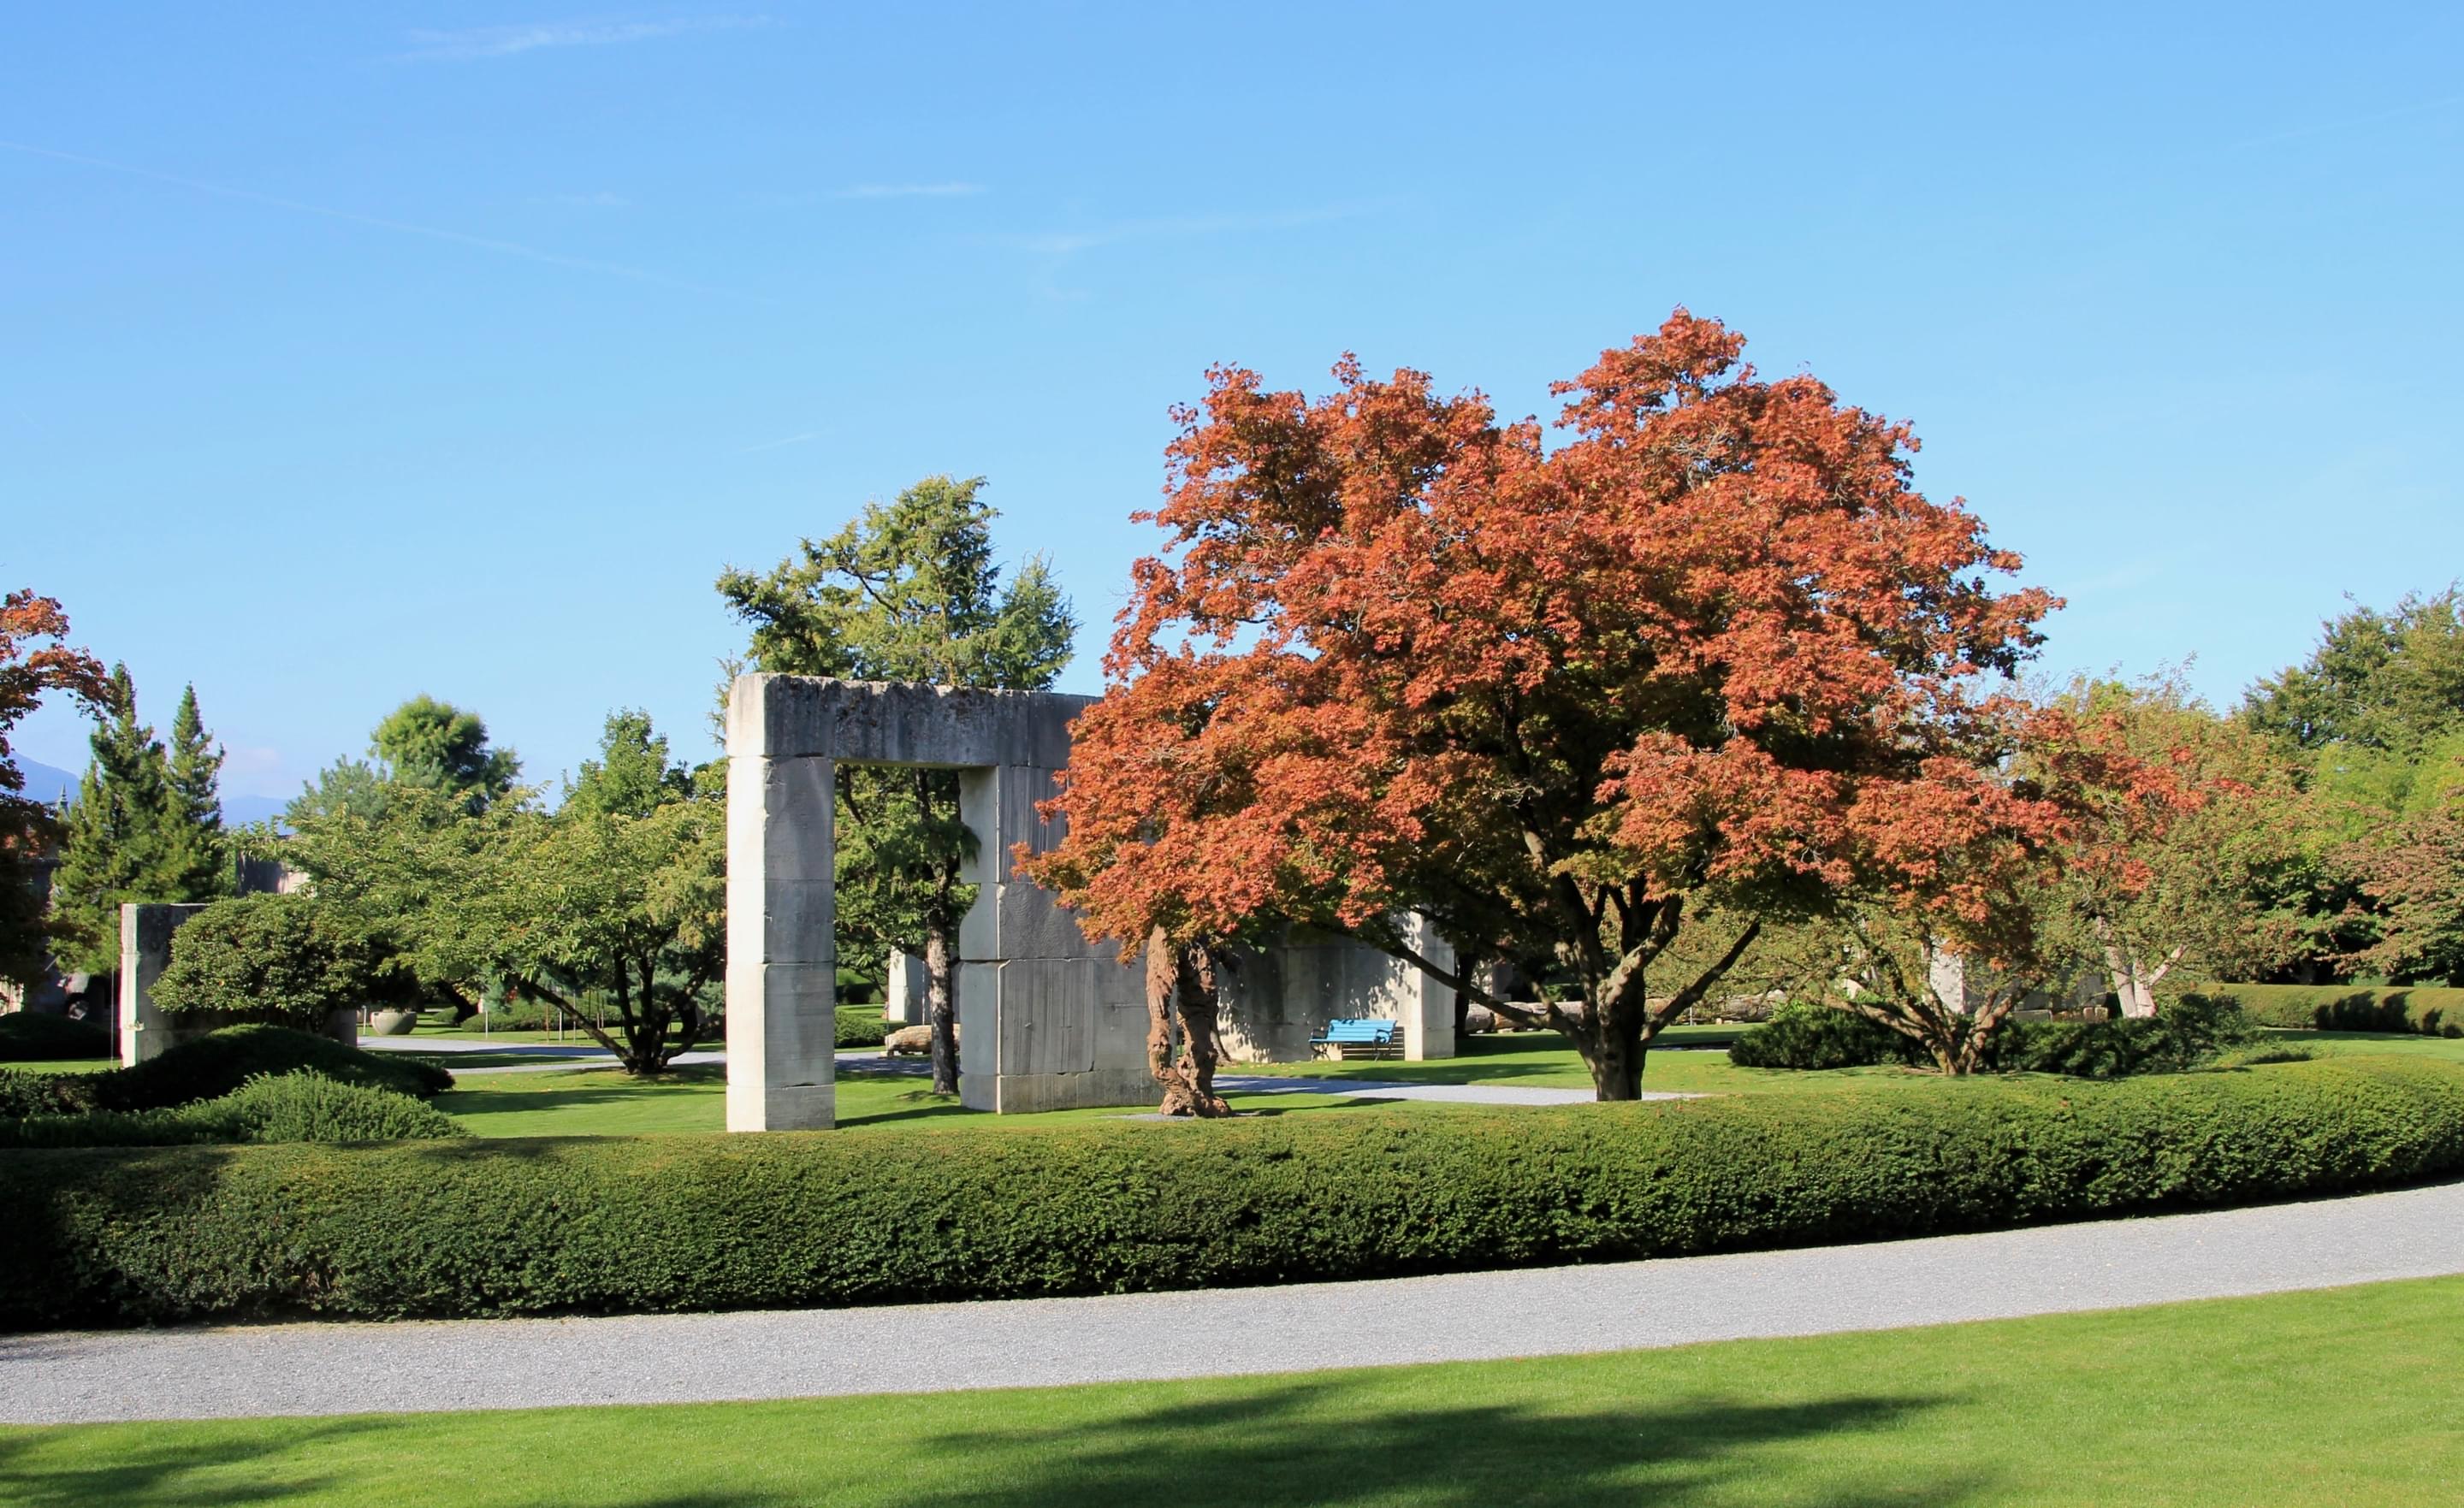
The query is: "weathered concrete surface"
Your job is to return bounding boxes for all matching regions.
[116,903,209,1066]
[727,675,1465,1129]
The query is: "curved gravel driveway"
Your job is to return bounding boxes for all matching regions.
[5,1180,2459,1425]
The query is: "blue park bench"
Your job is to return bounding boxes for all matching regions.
[1309,1017,1401,1061]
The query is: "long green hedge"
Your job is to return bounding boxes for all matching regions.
[4,1057,2460,1331]
[2189,985,2464,1038]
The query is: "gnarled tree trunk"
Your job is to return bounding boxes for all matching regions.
[1144,926,1230,1117]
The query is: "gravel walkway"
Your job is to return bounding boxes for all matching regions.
[5,1180,2457,1425]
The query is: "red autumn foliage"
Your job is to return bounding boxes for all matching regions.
[1024,311,2074,1098]
[1,590,108,852]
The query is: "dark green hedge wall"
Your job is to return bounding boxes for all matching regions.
[2189,985,2464,1038]
[4,1057,2458,1330]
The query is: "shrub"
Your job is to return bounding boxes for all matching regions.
[0,1072,467,1150]
[84,1025,451,1112]
[2,1056,2456,1329]
[0,1068,95,1118]
[835,1005,889,1049]
[1728,1002,1916,1069]
[151,894,415,1032]
[1999,996,2263,1079]
[2187,985,2464,1038]
[0,1013,110,1062]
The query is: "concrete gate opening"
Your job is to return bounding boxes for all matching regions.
[724,675,1454,1132]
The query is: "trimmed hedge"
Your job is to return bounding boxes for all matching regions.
[0,1013,110,1062]
[3,1056,2459,1330]
[3,1026,453,1117]
[2190,985,2464,1038]
[1727,1002,1915,1069]
[836,1004,890,1049]
[0,1072,468,1150]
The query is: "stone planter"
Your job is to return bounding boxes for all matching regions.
[370,1008,420,1037]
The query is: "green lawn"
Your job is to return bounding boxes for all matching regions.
[0,1059,118,1076]
[5,1276,2458,1506]
[437,1064,1387,1137]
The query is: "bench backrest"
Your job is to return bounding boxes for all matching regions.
[1321,1018,1398,1042]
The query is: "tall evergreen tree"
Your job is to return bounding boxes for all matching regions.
[719,475,1076,1093]
[48,665,175,973]
[161,683,229,899]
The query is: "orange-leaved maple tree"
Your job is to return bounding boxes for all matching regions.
[1,590,108,988]
[1023,311,2069,1100]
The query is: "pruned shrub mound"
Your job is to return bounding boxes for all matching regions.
[2000,996,2262,1079]
[0,1072,466,1150]
[3,1056,2458,1329]
[837,1006,890,1049]
[67,1026,452,1114]
[2188,985,2464,1038]
[151,893,418,1032]
[1729,1002,1916,1070]
[0,1013,111,1062]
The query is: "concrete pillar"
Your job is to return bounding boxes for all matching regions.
[1397,914,1456,1062]
[118,903,208,1067]
[724,750,838,1132]
[880,950,927,1024]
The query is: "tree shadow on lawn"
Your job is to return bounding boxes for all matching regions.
[0,1418,388,1508]
[654,1381,1981,1508]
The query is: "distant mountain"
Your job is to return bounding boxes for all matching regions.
[12,755,290,826]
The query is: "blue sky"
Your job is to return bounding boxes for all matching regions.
[7,3,2460,805]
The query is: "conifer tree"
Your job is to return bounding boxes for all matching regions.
[160,683,229,900]
[48,665,175,973]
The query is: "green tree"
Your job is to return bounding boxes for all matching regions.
[158,683,230,901]
[717,475,1077,1092]
[372,695,520,813]
[48,665,178,973]
[288,713,724,1074]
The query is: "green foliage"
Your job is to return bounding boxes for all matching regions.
[1998,996,2263,1079]
[0,1072,465,1150]
[0,1068,92,1117]
[284,755,390,829]
[2187,984,2464,1038]
[289,716,722,1074]
[835,1004,889,1048]
[62,1025,453,1113]
[3,1057,2456,1328]
[1728,1001,1916,1069]
[2244,589,2464,754]
[373,695,520,813]
[150,894,413,1031]
[47,665,224,972]
[158,683,228,900]
[0,1011,110,1062]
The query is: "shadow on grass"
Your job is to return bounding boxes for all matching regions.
[846,1383,1986,1508]
[0,1419,386,1508]
[0,1383,1981,1508]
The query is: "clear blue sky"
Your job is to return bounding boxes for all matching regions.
[7,3,2460,804]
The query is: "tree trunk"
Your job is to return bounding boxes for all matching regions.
[925,920,958,1096]
[1144,927,1229,1117]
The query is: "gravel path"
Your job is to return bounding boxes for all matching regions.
[6,1180,2457,1426]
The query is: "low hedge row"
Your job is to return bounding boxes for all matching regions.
[3,1056,2459,1330]
[836,1004,890,1048]
[0,1073,468,1150]
[2190,985,2464,1038]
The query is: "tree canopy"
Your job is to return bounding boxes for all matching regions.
[1025,310,2070,1097]
[0,590,106,989]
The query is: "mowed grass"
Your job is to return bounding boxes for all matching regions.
[6,1276,2461,1506]
[431,1025,2464,1136]
[437,1064,1383,1137]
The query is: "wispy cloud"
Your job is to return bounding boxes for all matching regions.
[999,202,1390,258]
[835,182,986,200]
[400,15,770,62]
[0,139,755,300]
[736,429,821,455]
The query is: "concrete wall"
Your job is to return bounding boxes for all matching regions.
[725,674,1456,1131]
